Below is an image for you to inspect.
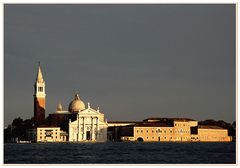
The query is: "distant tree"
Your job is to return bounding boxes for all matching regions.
[10,117,35,141]
[23,118,34,128]
[4,125,12,142]
[12,117,23,127]
[232,121,236,129]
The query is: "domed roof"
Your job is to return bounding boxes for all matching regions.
[68,93,85,113]
[57,103,63,111]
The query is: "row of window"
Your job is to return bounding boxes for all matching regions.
[136,129,172,133]
[39,129,58,132]
[136,129,190,134]
[40,132,58,135]
[191,137,199,140]
[175,130,190,134]
[39,136,58,139]
[200,136,225,140]
[144,137,188,140]
[174,123,189,127]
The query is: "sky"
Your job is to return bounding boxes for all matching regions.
[4,4,236,126]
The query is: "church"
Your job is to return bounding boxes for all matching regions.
[33,63,108,142]
[68,94,108,142]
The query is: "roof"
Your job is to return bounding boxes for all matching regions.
[172,118,196,122]
[37,124,60,128]
[143,117,196,122]
[198,125,225,129]
[55,111,71,114]
[37,126,60,128]
[108,121,140,123]
[135,122,172,127]
[36,62,44,82]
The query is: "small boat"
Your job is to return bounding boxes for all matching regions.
[17,140,31,144]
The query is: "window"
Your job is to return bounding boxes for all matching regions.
[152,137,154,139]
[38,87,43,92]
[137,130,139,133]
[146,130,148,133]
[147,137,148,139]
[141,130,143,133]
[152,130,154,133]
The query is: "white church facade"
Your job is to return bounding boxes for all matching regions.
[68,94,108,142]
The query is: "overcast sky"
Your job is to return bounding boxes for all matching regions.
[4,4,236,126]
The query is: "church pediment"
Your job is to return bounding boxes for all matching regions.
[78,108,100,115]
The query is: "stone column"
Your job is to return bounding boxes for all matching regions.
[91,117,95,141]
[77,114,80,141]
[97,117,99,140]
[82,117,85,140]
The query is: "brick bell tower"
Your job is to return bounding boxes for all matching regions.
[34,62,46,124]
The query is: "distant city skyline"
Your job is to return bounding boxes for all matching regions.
[4,4,236,126]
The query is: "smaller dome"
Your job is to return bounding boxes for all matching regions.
[57,103,63,111]
[68,93,85,113]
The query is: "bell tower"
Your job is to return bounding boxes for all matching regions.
[34,62,46,124]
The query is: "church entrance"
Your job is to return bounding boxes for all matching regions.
[86,131,91,140]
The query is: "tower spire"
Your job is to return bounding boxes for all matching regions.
[36,62,44,82]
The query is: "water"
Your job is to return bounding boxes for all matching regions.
[4,142,236,164]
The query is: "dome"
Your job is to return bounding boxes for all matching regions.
[68,93,85,113]
[57,103,63,111]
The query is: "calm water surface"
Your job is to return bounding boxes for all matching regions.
[4,142,236,164]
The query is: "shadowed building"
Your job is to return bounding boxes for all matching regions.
[46,103,76,132]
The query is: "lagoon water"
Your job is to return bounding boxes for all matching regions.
[4,142,236,164]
